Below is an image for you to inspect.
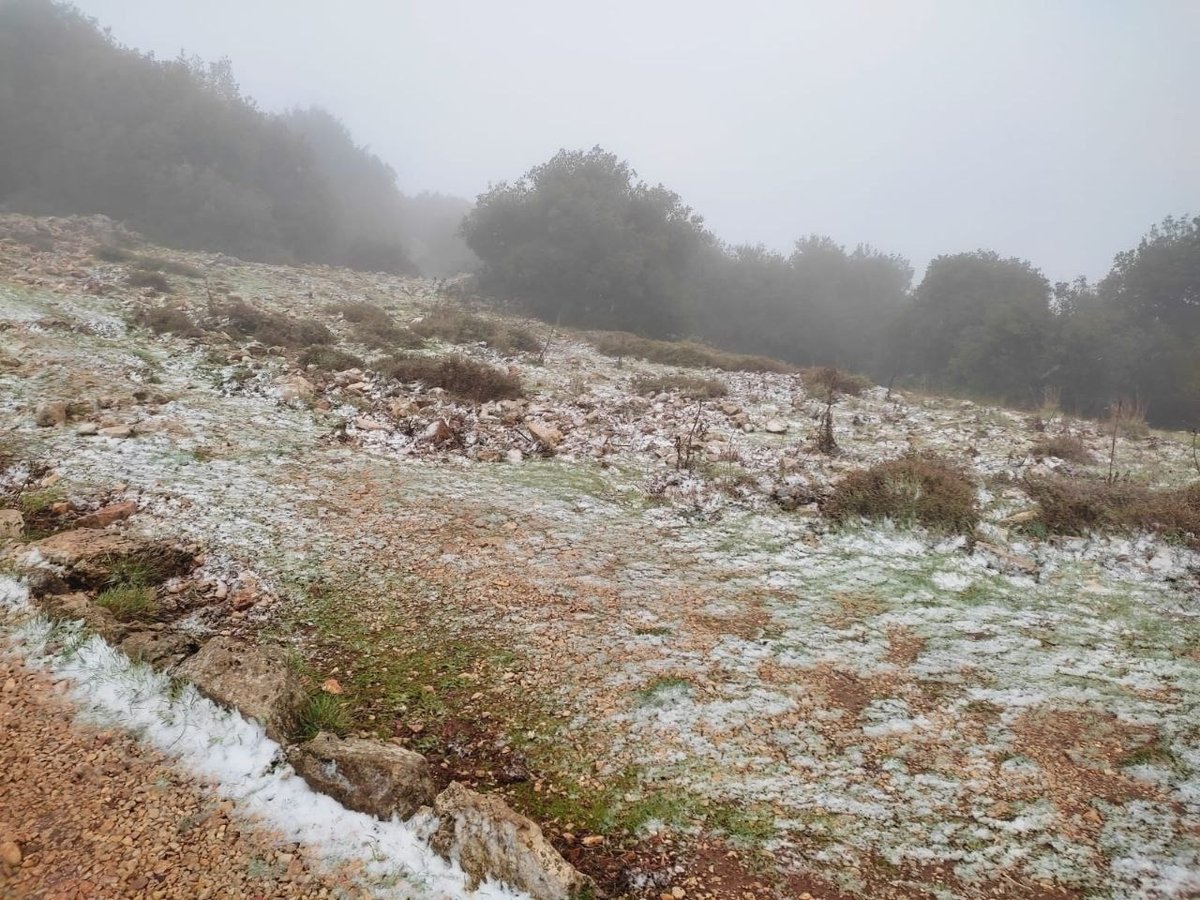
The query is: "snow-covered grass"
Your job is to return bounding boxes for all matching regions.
[0,576,523,900]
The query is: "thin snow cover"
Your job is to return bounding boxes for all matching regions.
[0,577,524,900]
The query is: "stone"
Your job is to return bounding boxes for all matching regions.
[354,416,389,432]
[120,627,200,670]
[720,402,742,416]
[505,449,524,464]
[289,733,436,820]
[275,375,315,404]
[432,781,592,898]
[75,500,138,529]
[764,419,789,434]
[420,418,456,445]
[16,530,193,590]
[0,509,23,542]
[526,421,562,449]
[35,401,68,427]
[388,398,419,419]
[39,592,127,643]
[98,424,134,439]
[0,840,21,867]
[177,637,307,741]
[76,422,99,436]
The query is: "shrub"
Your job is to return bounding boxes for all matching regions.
[133,305,200,337]
[136,255,204,278]
[1024,476,1200,545]
[92,244,136,262]
[825,453,979,532]
[801,366,873,398]
[590,331,795,374]
[633,374,728,399]
[298,345,365,372]
[382,354,523,403]
[1030,434,1093,464]
[211,299,333,348]
[413,306,540,355]
[330,300,424,350]
[127,269,171,293]
[95,584,157,622]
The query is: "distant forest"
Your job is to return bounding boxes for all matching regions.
[1,1,1196,428]
[0,0,475,276]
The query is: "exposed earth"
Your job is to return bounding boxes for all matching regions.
[1,214,1198,899]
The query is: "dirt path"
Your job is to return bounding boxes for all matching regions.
[0,655,367,900]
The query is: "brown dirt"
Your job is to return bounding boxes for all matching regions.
[0,655,367,899]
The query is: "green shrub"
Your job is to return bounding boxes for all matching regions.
[1024,476,1200,545]
[633,374,728,399]
[590,331,794,374]
[413,306,540,355]
[825,453,979,532]
[382,354,523,403]
[95,584,157,622]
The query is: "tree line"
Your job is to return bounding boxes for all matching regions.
[463,148,1199,429]
[0,0,474,275]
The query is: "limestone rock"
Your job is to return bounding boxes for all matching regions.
[289,733,436,820]
[432,781,592,898]
[177,637,307,741]
[39,591,127,642]
[75,500,138,529]
[275,375,315,404]
[98,424,133,439]
[526,421,562,449]
[17,530,193,589]
[0,509,23,542]
[35,402,68,427]
[764,419,789,434]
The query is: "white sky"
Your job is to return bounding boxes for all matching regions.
[72,0,1200,283]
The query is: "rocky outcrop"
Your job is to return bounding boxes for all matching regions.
[289,732,436,820]
[432,781,592,898]
[176,637,307,741]
[15,529,194,590]
[120,627,201,670]
[39,591,126,643]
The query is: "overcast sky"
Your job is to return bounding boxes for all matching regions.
[72,0,1199,283]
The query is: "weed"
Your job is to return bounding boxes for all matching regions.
[330,300,425,350]
[208,299,333,348]
[381,354,523,403]
[591,331,795,373]
[95,584,157,622]
[825,452,979,532]
[127,269,171,294]
[132,304,201,337]
[92,244,136,262]
[633,374,728,399]
[801,366,873,398]
[1031,434,1093,464]
[706,800,776,843]
[298,345,365,372]
[413,306,540,355]
[298,692,350,740]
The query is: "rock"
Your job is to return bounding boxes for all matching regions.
[0,840,21,867]
[275,375,315,404]
[505,449,524,464]
[16,530,194,590]
[526,421,563,449]
[176,637,307,742]
[720,402,742,416]
[75,422,99,436]
[120,627,200,669]
[0,509,23,542]
[289,733,436,820]
[420,418,456,445]
[388,398,419,419]
[354,416,389,432]
[999,508,1040,526]
[35,401,68,427]
[432,781,592,898]
[75,500,138,529]
[39,592,127,642]
[98,424,133,439]
[764,419,789,434]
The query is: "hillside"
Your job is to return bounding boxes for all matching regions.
[1,214,1199,899]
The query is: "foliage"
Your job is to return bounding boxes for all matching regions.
[126,269,171,293]
[1025,476,1200,546]
[381,354,523,403]
[825,453,979,532]
[632,375,728,399]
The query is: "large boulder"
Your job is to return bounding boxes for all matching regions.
[432,782,592,899]
[176,637,307,742]
[289,733,436,820]
[15,529,194,590]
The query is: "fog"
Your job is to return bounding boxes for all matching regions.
[69,0,1199,283]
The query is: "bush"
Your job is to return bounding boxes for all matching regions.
[591,331,795,374]
[825,453,979,532]
[95,584,157,622]
[1024,476,1200,545]
[801,366,873,397]
[633,375,728,399]
[133,305,200,337]
[382,354,523,403]
[136,255,205,278]
[298,345,364,372]
[127,269,171,293]
[92,244,136,262]
[211,300,333,348]
[413,306,540,355]
[1030,434,1093,464]
[330,300,424,350]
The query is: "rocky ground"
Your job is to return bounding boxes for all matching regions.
[1,214,1198,899]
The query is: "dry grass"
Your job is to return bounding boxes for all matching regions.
[825,453,979,532]
[133,304,200,337]
[413,306,540,356]
[298,346,365,372]
[633,375,728,399]
[330,301,425,350]
[381,354,523,403]
[590,331,796,374]
[210,299,333,349]
[126,269,171,293]
[1024,475,1200,545]
[1031,434,1094,464]
[801,366,874,398]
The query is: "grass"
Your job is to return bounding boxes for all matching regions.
[590,331,796,374]
[297,345,365,372]
[330,300,425,350]
[1030,433,1093,464]
[824,452,980,532]
[94,584,157,622]
[298,692,350,741]
[413,305,540,355]
[126,269,172,294]
[209,299,333,349]
[801,366,874,398]
[632,374,728,399]
[381,354,523,403]
[1024,475,1200,546]
[132,304,201,337]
